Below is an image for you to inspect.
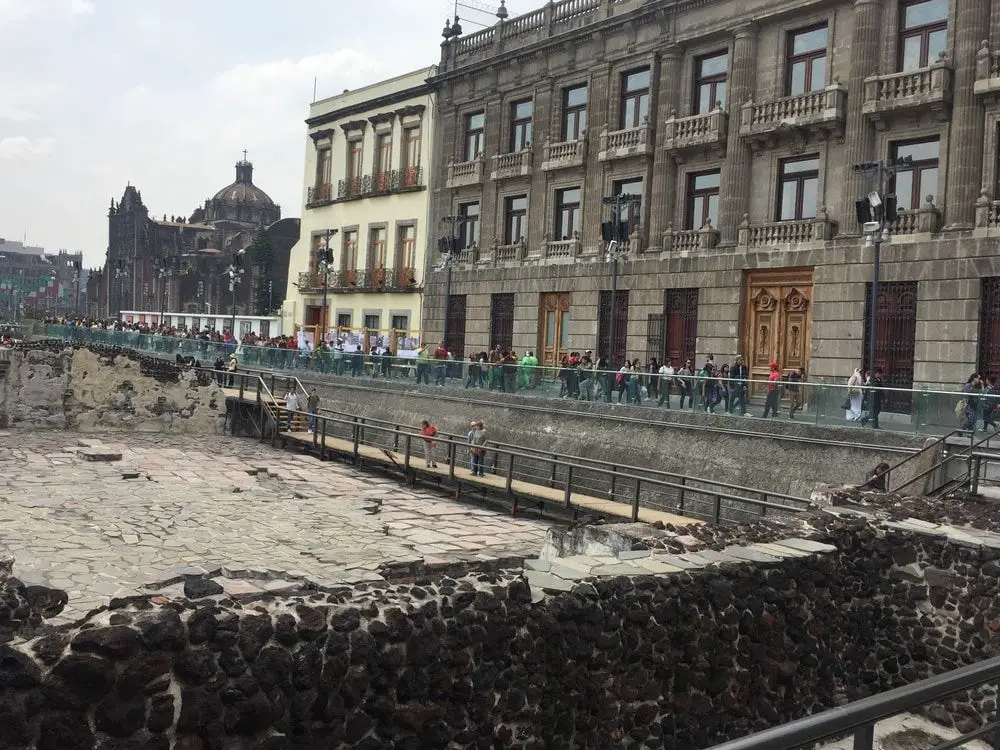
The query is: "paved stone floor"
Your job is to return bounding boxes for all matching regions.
[0,432,550,623]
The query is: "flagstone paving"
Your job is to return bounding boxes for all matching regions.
[0,432,550,623]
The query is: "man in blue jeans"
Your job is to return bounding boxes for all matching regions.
[307,390,320,433]
[730,354,749,416]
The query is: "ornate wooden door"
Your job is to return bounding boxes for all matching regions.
[538,292,570,366]
[978,277,1000,378]
[864,281,917,412]
[445,294,467,356]
[744,270,813,391]
[664,288,699,367]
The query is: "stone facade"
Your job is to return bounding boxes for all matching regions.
[2,508,1000,749]
[424,0,1000,394]
[0,343,226,433]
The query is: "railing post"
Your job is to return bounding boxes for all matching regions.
[506,453,515,492]
[403,434,411,473]
[632,479,641,522]
[359,418,366,447]
[320,418,327,460]
[448,440,456,479]
[549,454,558,488]
[714,494,722,524]
[610,465,617,498]
[852,724,875,750]
[393,425,400,452]
[352,416,360,462]
[678,477,686,513]
[563,465,573,508]
[972,455,982,495]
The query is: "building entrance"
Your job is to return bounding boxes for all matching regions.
[743,269,813,390]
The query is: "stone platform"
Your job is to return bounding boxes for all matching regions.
[0,431,550,623]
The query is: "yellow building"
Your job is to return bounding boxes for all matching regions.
[282,66,437,348]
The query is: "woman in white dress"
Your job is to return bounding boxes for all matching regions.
[846,367,864,421]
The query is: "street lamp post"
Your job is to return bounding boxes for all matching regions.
[600,193,641,364]
[227,250,245,340]
[853,156,911,375]
[318,229,338,342]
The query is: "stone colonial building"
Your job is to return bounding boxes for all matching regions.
[101,158,298,330]
[282,67,437,345]
[423,0,1000,404]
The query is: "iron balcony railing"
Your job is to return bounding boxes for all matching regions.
[306,183,332,205]
[296,268,420,293]
[336,167,423,200]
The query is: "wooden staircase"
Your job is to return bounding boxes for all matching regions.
[271,396,308,432]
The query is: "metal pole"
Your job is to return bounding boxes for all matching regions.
[322,229,330,341]
[867,160,883,376]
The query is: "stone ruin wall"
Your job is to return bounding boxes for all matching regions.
[0,343,226,433]
[2,509,999,750]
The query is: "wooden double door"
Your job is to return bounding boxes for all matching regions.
[743,269,813,387]
[538,292,570,367]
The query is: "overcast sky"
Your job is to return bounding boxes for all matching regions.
[0,0,546,266]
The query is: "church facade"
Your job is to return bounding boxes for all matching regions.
[98,158,298,331]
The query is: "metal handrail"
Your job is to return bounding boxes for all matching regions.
[234,366,809,510]
[883,428,966,491]
[221,372,810,524]
[893,426,1000,495]
[705,655,1000,750]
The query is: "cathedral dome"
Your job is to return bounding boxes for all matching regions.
[212,159,276,208]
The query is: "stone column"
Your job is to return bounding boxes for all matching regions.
[718,24,758,246]
[839,0,883,231]
[649,47,683,246]
[943,0,991,228]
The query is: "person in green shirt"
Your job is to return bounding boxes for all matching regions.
[520,350,538,389]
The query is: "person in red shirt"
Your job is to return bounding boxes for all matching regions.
[762,360,782,418]
[419,420,439,468]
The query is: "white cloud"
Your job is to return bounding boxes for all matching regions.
[0,136,54,159]
[69,0,94,13]
[0,0,93,23]
[0,106,39,122]
[214,50,382,99]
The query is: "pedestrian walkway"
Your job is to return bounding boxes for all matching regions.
[222,384,810,528]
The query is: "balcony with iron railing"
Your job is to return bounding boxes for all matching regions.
[737,209,837,248]
[597,123,652,162]
[490,148,533,181]
[739,83,847,147]
[863,55,953,125]
[297,268,420,293]
[540,136,587,171]
[974,41,1000,97]
[663,107,728,155]
[306,183,333,207]
[445,156,485,189]
[331,167,424,203]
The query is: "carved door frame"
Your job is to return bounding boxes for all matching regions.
[743,269,814,391]
[538,292,570,367]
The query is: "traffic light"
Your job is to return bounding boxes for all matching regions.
[601,220,628,242]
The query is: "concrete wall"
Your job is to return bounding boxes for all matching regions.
[303,378,933,498]
[0,345,226,434]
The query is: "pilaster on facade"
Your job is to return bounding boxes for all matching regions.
[974,42,1000,97]
[446,157,486,189]
[862,56,954,127]
[540,137,587,171]
[738,83,847,150]
[662,108,728,158]
[490,149,534,181]
[597,123,653,162]
[737,209,837,249]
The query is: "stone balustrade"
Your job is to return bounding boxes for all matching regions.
[492,241,528,265]
[598,124,652,161]
[975,192,1000,229]
[663,108,728,155]
[445,156,485,189]
[863,58,953,125]
[737,210,837,248]
[892,198,941,235]
[662,223,720,253]
[543,235,582,259]
[490,149,533,181]
[739,84,846,146]
[974,42,1000,97]
[540,137,587,171]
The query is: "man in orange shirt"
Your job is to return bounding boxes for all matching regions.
[419,420,439,468]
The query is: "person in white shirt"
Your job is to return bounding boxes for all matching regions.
[284,388,300,430]
[658,361,675,407]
